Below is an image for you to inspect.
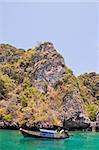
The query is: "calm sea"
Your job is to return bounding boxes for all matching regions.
[0,130,99,150]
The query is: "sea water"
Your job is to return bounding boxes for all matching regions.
[0,130,99,150]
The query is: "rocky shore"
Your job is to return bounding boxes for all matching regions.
[0,42,99,131]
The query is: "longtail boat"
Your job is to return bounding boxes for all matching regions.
[20,128,69,139]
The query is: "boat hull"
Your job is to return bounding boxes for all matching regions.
[20,128,69,139]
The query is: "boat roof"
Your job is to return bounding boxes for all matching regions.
[40,129,57,134]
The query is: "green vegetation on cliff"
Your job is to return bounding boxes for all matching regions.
[0,42,98,129]
[78,73,99,121]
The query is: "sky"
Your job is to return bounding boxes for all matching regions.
[0,0,98,75]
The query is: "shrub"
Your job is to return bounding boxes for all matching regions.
[4,114,13,122]
[85,103,98,121]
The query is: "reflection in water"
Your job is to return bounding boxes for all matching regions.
[20,137,68,150]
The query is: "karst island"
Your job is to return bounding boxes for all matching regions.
[0,42,99,132]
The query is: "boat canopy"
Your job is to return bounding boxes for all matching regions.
[40,129,57,134]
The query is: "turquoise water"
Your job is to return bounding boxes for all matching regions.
[0,130,99,150]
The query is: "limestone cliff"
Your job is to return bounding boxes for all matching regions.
[0,42,98,130]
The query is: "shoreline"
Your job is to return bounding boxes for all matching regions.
[0,126,99,132]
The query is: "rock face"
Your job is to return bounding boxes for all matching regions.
[0,42,98,130]
[62,87,90,130]
[31,42,66,93]
[63,111,90,130]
